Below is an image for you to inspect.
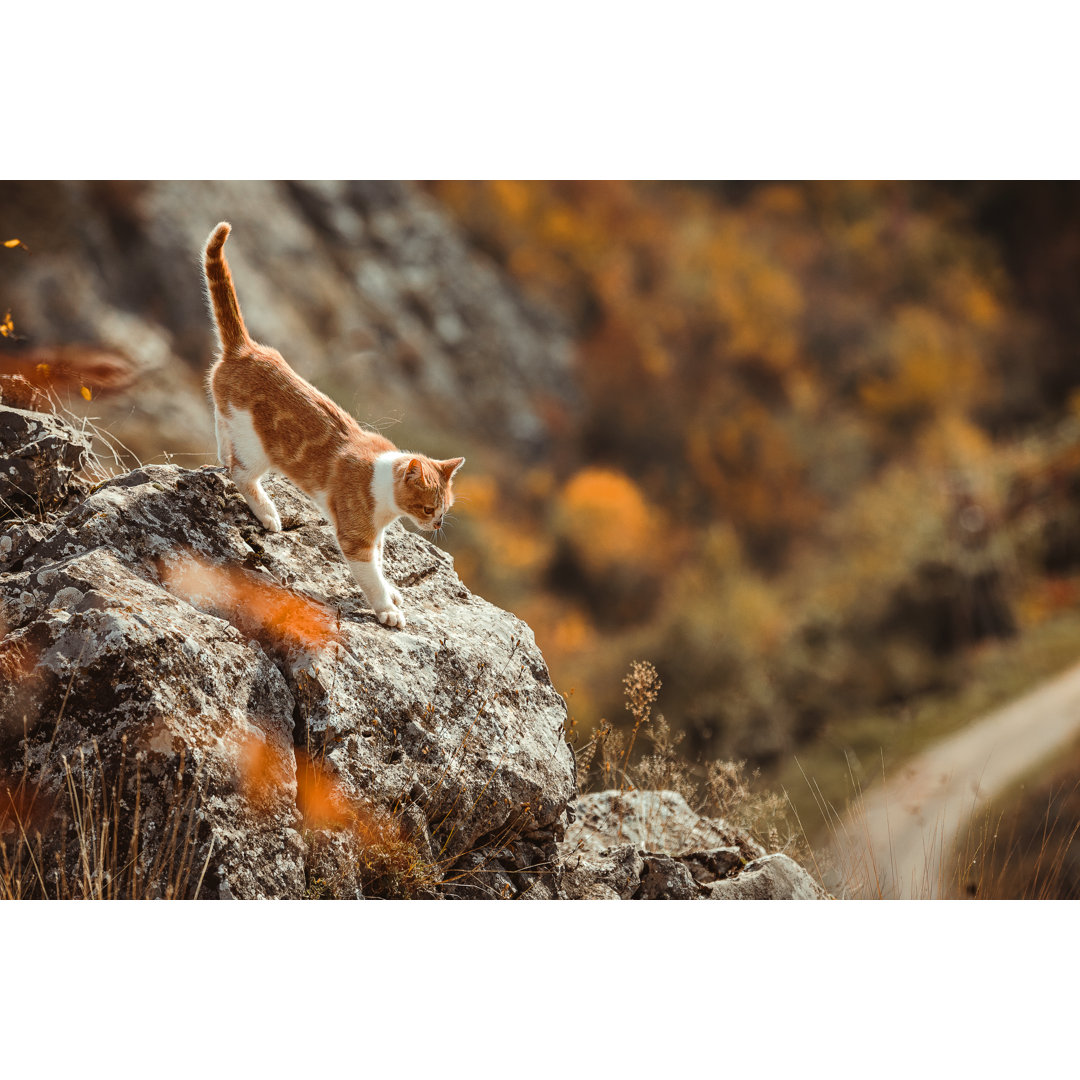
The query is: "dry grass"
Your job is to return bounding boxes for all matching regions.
[792,755,1080,900]
[573,659,816,869]
[952,775,1080,900]
[0,741,213,900]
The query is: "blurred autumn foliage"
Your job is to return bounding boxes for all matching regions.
[426,181,1080,767]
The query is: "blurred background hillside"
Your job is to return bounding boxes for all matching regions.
[5,180,1080,893]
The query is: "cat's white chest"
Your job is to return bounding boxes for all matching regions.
[371,451,403,529]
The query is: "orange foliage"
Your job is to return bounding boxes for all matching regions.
[236,735,292,804]
[240,738,410,870]
[424,182,1053,754]
[556,467,658,576]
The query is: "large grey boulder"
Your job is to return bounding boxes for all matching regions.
[559,790,827,899]
[0,411,575,897]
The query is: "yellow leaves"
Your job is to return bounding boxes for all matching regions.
[524,466,555,500]
[724,577,788,656]
[860,305,986,421]
[556,467,658,576]
[751,183,805,217]
[551,609,591,654]
[3,238,27,250]
[453,473,497,516]
[80,386,92,401]
[0,311,14,338]
[709,234,805,370]
[35,362,50,378]
[962,283,1000,329]
[542,207,579,246]
[641,340,672,378]
[491,180,531,221]
[916,412,992,471]
[484,519,550,573]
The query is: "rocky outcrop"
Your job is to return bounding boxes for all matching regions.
[0,405,90,522]
[0,405,576,898]
[0,374,51,413]
[0,181,577,466]
[559,790,828,899]
[0,406,826,898]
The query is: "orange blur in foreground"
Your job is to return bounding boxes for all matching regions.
[238,737,405,847]
[0,775,55,835]
[163,556,340,650]
[237,735,351,828]
[238,737,351,829]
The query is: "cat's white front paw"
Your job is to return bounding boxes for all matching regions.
[377,605,406,628]
[259,507,282,533]
[388,585,404,607]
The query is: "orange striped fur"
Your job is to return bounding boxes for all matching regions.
[202,222,464,629]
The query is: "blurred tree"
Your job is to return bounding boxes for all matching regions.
[425,181,1074,762]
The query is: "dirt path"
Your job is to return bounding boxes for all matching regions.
[827,659,1080,898]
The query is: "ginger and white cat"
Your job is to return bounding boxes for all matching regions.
[202,221,463,629]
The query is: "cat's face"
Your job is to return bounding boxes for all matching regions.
[394,456,465,533]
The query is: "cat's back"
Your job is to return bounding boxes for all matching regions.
[213,341,385,483]
[215,343,355,434]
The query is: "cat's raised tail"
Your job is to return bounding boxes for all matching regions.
[203,222,250,355]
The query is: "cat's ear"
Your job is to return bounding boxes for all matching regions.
[403,458,425,483]
[440,457,465,482]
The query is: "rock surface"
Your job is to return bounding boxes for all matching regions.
[559,790,828,899]
[0,375,51,413]
[0,405,576,897]
[0,406,826,898]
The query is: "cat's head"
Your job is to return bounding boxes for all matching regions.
[393,455,465,533]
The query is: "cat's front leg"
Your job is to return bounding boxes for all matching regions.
[347,551,406,628]
[375,534,403,608]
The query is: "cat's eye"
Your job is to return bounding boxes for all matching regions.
[423,505,435,515]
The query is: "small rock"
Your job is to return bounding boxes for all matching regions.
[635,854,701,900]
[707,854,830,900]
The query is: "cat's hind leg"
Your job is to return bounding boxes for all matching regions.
[220,408,282,533]
[213,408,234,469]
[231,462,283,533]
